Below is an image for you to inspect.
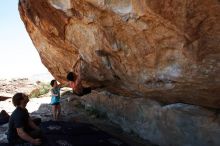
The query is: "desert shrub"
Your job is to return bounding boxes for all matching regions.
[29,83,50,98]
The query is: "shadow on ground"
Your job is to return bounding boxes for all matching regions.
[0,91,156,146]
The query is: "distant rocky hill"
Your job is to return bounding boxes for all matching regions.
[29,73,53,82]
[0,78,37,97]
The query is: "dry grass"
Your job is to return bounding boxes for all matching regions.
[29,82,50,98]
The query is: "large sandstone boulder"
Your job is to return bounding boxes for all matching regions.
[18,0,220,108]
[82,91,220,146]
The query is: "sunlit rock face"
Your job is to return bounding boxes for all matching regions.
[19,0,220,109]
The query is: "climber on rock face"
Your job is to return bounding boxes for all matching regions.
[66,71,92,96]
[66,55,92,96]
[66,55,105,96]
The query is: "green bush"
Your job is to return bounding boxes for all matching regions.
[29,83,50,98]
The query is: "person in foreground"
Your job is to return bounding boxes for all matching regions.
[7,93,42,145]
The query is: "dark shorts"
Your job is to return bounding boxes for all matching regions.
[51,102,60,106]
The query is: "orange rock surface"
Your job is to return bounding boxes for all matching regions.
[19,0,220,108]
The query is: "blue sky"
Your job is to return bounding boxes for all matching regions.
[0,0,51,79]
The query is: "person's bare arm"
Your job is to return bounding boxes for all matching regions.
[75,55,83,86]
[75,74,82,87]
[58,82,69,88]
[28,118,40,130]
[51,89,58,96]
[16,128,41,145]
